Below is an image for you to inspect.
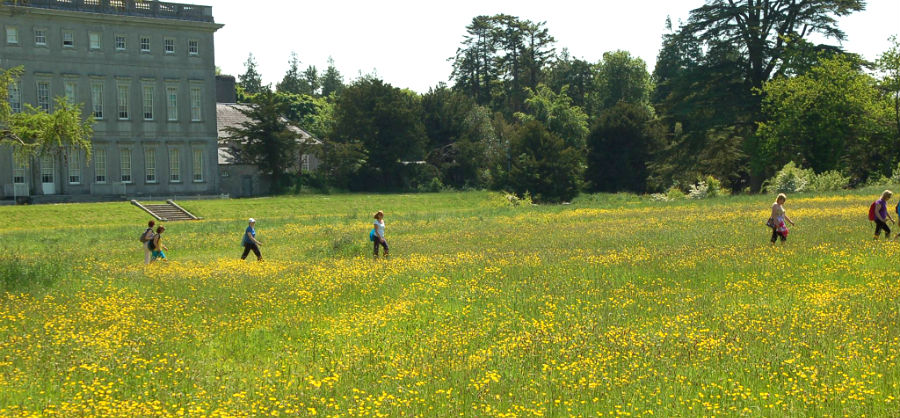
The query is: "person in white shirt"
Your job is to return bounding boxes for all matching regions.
[769,193,795,244]
[373,210,388,259]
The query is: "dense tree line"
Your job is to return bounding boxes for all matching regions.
[228,2,900,202]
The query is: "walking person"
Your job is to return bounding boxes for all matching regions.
[149,226,168,262]
[241,218,263,261]
[769,193,795,244]
[373,210,388,259]
[872,190,895,240]
[141,220,156,264]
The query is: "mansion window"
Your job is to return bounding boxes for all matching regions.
[94,149,107,183]
[143,85,154,120]
[6,27,18,45]
[192,149,203,182]
[115,35,127,50]
[36,81,50,113]
[164,38,175,54]
[166,87,178,121]
[89,32,101,50]
[145,148,157,183]
[34,29,46,46]
[169,148,181,182]
[190,87,202,121]
[68,153,81,184]
[120,149,132,183]
[62,30,74,48]
[117,85,129,120]
[8,81,21,114]
[13,159,26,184]
[40,156,53,184]
[188,40,199,55]
[65,81,77,103]
[140,36,150,52]
[91,82,104,119]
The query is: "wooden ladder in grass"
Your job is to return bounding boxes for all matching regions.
[131,200,202,221]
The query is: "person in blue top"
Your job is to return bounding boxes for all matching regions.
[241,218,263,261]
[373,210,388,259]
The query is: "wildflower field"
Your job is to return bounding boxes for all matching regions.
[0,190,898,418]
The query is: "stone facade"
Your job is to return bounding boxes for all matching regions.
[0,0,223,199]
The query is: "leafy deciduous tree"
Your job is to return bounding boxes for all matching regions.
[508,120,582,203]
[515,84,588,149]
[758,56,893,181]
[223,91,301,193]
[592,50,653,112]
[546,50,595,113]
[332,76,428,191]
[586,101,664,193]
[1,66,94,194]
[878,35,900,140]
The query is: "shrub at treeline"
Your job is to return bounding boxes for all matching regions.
[3,1,900,203]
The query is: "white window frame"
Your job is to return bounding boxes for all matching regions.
[91,82,103,119]
[62,30,74,48]
[188,39,199,56]
[117,84,129,120]
[64,80,77,103]
[190,87,202,121]
[94,148,107,184]
[145,148,157,183]
[12,158,26,184]
[89,32,101,50]
[36,81,51,113]
[140,35,150,52]
[6,27,18,45]
[34,28,47,46]
[120,148,132,183]
[164,37,175,54]
[192,148,203,182]
[68,152,81,184]
[115,34,127,51]
[40,155,54,184]
[302,154,311,172]
[8,81,21,114]
[166,86,178,121]
[142,85,154,120]
[169,148,181,183]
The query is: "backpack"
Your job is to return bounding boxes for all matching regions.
[146,237,156,251]
[869,201,877,221]
[139,227,153,243]
[369,229,376,242]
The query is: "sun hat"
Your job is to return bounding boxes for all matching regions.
[248,218,256,223]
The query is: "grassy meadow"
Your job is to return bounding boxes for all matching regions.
[0,190,898,417]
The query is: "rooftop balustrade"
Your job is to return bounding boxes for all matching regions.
[4,0,215,23]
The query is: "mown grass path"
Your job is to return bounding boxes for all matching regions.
[0,191,898,417]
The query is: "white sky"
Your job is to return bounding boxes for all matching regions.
[204,0,900,93]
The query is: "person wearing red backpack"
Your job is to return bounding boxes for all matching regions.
[871,190,895,240]
[769,193,795,244]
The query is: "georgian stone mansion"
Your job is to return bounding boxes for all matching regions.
[0,0,223,200]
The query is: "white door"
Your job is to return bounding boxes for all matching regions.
[41,155,56,195]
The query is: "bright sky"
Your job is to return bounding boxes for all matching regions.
[205,0,900,93]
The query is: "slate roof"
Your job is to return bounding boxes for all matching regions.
[216,103,320,165]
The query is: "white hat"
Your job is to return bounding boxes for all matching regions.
[248,218,256,223]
